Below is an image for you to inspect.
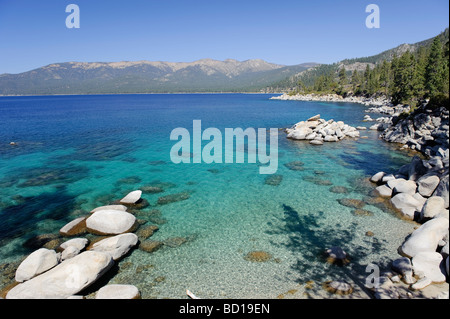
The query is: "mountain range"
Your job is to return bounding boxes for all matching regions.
[0,59,317,95]
[0,28,447,95]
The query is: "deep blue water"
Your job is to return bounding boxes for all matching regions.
[0,94,417,298]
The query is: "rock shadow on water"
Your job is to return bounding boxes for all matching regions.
[265,204,389,297]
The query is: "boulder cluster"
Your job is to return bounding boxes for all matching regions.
[4,190,148,299]
[380,104,449,158]
[369,153,449,293]
[285,114,360,145]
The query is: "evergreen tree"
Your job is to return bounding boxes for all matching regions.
[425,37,446,98]
[379,60,392,96]
[392,51,417,105]
[414,46,428,99]
[338,67,347,87]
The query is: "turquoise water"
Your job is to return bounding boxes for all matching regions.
[0,94,417,298]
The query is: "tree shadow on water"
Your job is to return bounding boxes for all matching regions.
[266,204,390,298]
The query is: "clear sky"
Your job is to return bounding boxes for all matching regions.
[0,0,448,74]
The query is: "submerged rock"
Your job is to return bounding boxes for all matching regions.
[264,174,283,186]
[136,224,159,240]
[139,240,164,253]
[324,281,353,295]
[157,192,190,205]
[116,176,142,185]
[303,175,333,186]
[163,236,189,248]
[325,246,350,266]
[59,217,87,237]
[284,161,305,171]
[244,251,272,262]
[352,209,374,217]
[337,198,366,209]
[140,186,164,194]
[329,186,350,194]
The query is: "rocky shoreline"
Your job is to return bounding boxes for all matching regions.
[1,190,190,299]
[270,93,391,107]
[275,93,449,298]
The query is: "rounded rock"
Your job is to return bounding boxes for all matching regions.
[96,284,140,299]
[86,210,137,235]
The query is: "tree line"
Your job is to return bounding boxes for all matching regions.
[292,36,449,108]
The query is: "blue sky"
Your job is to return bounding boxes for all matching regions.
[0,0,448,74]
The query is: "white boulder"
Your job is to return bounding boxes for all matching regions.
[390,193,421,220]
[119,190,142,205]
[86,210,136,235]
[401,217,449,258]
[375,185,392,197]
[6,251,114,299]
[417,174,441,197]
[90,205,127,213]
[392,180,417,195]
[420,196,446,220]
[15,248,59,283]
[370,172,385,183]
[89,233,138,260]
[59,238,89,251]
[412,252,446,283]
[95,284,140,299]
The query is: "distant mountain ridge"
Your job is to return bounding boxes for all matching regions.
[0,59,318,95]
[268,28,449,91]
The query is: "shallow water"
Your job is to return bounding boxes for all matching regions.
[0,94,417,298]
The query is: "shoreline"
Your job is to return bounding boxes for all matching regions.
[275,92,449,298]
[0,92,282,98]
[270,93,391,107]
[1,93,447,299]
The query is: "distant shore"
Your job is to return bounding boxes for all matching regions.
[270,93,391,107]
[0,92,281,97]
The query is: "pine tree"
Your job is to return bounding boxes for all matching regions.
[425,37,446,98]
[392,51,416,105]
[414,46,428,99]
[379,60,392,96]
[338,67,347,87]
